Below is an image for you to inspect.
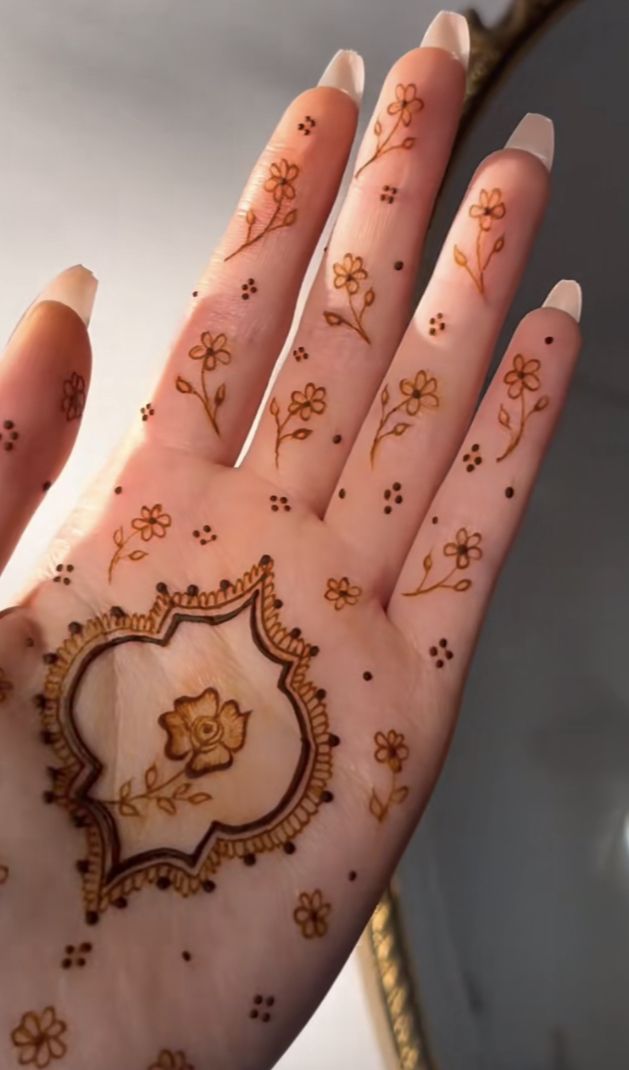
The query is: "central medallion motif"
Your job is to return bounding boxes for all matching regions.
[41,558,332,920]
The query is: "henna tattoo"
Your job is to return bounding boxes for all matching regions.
[42,481,52,492]
[429,313,445,336]
[429,638,453,668]
[39,559,333,917]
[337,488,346,500]
[462,443,483,472]
[269,494,291,513]
[393,260,404,271]
[323,254,374,343]
[0,419,19,451]
[293,889,331,938]
[148,1050,194,1070]
[269,384,327,467]
[370,371,439,466]
[225,158,299,261]
[53,564,75,586]
[403,528,483,597]
[0,667,14,704]
[192,525,217,545]
[61,372,86,421]
[369,730,409,822]
[324,577,362,611]
[250,995,275,1022]
[505,485,515,499]
[348,870,357,881]
[292,346,309,362]
[240,278,258,300]
[383,483,403,514]
[10,1007,68,1067]
[61,942,92,969]
[332,433,342,445]
[363,671,373,681]
[545,335,554,345]
[297,115,316,135]
[181,950,192,962]
[380,184,398,204]
[431,514,438,524]
[0,861,9,885]
[114,485,123,495]
[355,83,423,178]
[175,331,231,437]
[454,188,505,294]
[496,353,549,461]
[108,504,172,582]
[141,403,155,421]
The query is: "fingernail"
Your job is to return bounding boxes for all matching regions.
[37,264,98,326]
[542,279,582,323]
[318,50,365,105]
[505,113,554,171]
[420,11,470,68]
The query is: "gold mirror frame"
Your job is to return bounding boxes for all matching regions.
[363,3,579,1067]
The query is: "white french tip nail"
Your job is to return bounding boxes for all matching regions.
[318,49,365,105]
[38,265,98,326]
[420,11,470,68]
[542,279,582,323]
[505,113,554,170]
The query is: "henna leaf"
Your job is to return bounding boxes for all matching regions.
[174,782,191,799]
[175,376,193,394]
[494,236,505,253]
[453,245,467,267]
[283,209,297,227]
[323,311,343,327]
[269,397,279,417]
[214,383,226,406]
[245,208,256,226]
[454,579,472,592]
[392,422,410,437]
[119,779,132,800]
[498,404,511,428]
[369,790,386,822]
[374,119,383,136]
[364,288,375,307]
[119,800,141,817]
[391,785,409,805]
[533,395,550,412]
[189,792,212,805]
[423,553,433,573]
[291,428,313,441]
[157,797,177,816]
[128,550,148,562]
[381,384,390,407]
[402,137,415,149]
[113,526,124,548]
[145,764,158,790]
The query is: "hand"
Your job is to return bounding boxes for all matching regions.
[0,13,581,1070]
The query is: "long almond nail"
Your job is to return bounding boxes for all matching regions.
[420,11,470,68]
[318,50,365,105]
[542,279,582,323]
[37,264,98,326]
[505,113,555,171]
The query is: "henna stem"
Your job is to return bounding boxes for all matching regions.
[224,201,283,262]
[370,398,407,466]
[355,114,403,179]
[403,564,460,597]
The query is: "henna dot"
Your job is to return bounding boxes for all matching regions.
[348,871,357,882]
[202,880,216,893]
[76,860,90,874]
[338,488,346,499]
[266,997,275,1007]
[69,621,83,635]
[274,598,283,609]
[310,645,319,656]
[544,336,554,345]
[42,790,55,804]
[114,897,128,909]
[321,790,334,803]
[192,290,198,297]
[254,995,263,1006]
[140,403,155,421]
[40,729,55,744]
[332,434,342,444]
[505,486,515,499]
[429,312,446,336]
[429,639,453,667]
[383,482,403,513]
[243,853,256,866]
[283,842,296,855]
[186,584,199,597]
[250,1010,259,1020]
[429,646,437,656]
[328,733,341,747]
[393,260,404,271]
[293,346,309,362]
[156,876,171,890]
[156,582,169,595]
[182,951,192,962]
[61,959,71,970]
[219,579,230,591]
[363,671,373,681]
[431,515,438,524]
[260,553,272,566]
[290,627,301,638]
[114,485,123,495]
[43,653,58,665]
[315,688,326,700]
[42,481,52,492]
[85,911,99,926]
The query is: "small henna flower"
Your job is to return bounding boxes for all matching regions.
[61,371,86,421]
[293,889,331,938]
[374,730,409,774]
[269,383,327,466]
[11,1006,68,1067]
[469,187,506,230]
[497,352,549,461]
[225,157,299,260]
[443,528,483,570]
[386,82,424,126]
[403,527,483,597]
[324,576,362,611]
[131,505,172,542]
[400,371,439,416]
[187,332,231,372]
[370,371,440,465]
[454,187,506,295]
[503,353,541,398]
[333,254,368,295]
[355,82,424,178]
[288,384,326,420]
[263,158,299,203]
[159,686,250,777]
[323,253,374,343]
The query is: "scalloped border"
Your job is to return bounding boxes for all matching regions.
[41,557,332,916]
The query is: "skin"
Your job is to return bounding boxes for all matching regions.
[0,41,581,1070]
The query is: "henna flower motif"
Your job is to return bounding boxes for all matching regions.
[61,371,86,421]
[355,82,424,178]
[374,730,409,774]
[469,187,506,230]
[264,159,299,203]
[400,371,439,416]
[497,352,549,461]
[324,576,362,611]
[288,384,326,420]
[131,505,172,541]
[444,528,483,570]
[293,889,331,939]
[0,666,13,704]
[159,686,250,778]
[503,353,541,398]
[333,254,368,295]
[11,1007,68,1067]
[148,1051,194,1070]
[369,370,440,466]
[188,332,231,372]
[386,82,424,126]
[269,383,327,466]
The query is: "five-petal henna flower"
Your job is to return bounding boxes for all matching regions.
[159,686,250,777]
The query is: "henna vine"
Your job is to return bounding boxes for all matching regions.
[176,331,231,436]
[10,1007,68,1067]
[323,254,374,343]
[61,372,86,421]
[225,158,299,261]
[403,527,483,597]
[0,666,14,704]
[148,1050,194,1070]
[293,889,331,938]
[496,353,549,461]
[108,504,172,582]
[454,188,506,295]
[269,384,327,466]
[370,371,439,466]
[324,577,362,611]
[369,730,409,822]
[355,83,423,178]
